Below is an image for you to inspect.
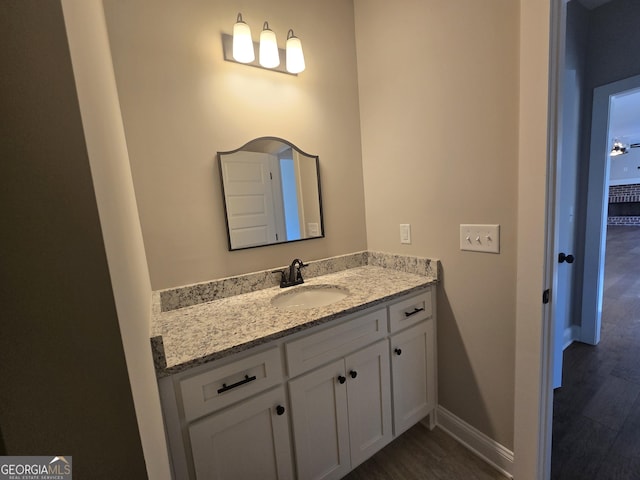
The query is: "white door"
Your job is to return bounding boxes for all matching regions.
[345,340,392,469]
[220,151,278,249]
[289,359,350,480]
[189,387,294,480]
[551,68,580,388]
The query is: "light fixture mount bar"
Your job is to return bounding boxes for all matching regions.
[222,33,296,75]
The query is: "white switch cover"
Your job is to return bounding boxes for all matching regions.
[400,224,411,244]
[460,224,500,253]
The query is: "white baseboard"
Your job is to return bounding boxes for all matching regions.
[436,406,514,479]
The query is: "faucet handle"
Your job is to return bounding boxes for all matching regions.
[271,269,287,286]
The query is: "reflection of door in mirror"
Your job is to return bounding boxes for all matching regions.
[220,151,284,249]
[279,153,302,241]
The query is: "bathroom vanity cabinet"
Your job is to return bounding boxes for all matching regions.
[158,287,436,480]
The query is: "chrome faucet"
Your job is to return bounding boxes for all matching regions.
[273,258,307,288]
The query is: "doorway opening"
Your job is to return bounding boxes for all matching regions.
[551,67,640,480]
[581,76,640,346]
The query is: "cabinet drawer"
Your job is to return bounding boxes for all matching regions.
[388,290,432,332]
[285,308,387,377]
[180,347,283,422]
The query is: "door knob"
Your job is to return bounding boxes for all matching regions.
[558,253,575,264]
[337,375,346,384]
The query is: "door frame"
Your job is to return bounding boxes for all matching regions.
[513,0,563,477]
[541,0,567,473]
[550,0,571,390]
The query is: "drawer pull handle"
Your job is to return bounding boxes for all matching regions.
[394,348,402,356]
[276,405,286,416]
[350,370,358,379]
[337,375,346,384]
[404,307,425,318]
[217,374,257,394]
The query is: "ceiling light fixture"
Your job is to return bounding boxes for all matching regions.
[610,140,628,156]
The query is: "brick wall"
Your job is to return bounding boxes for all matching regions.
[608,183,640,225]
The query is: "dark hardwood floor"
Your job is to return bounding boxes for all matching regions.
[343,423,508,480]
[552,225,640,479]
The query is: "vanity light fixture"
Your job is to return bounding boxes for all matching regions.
[232,13,255,63]
[223,13,305,75]
[259,22,280,68]
[286,29,305,74]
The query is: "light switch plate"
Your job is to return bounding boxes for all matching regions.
[460,224,500,253]
[400,224,411,244]
[307,222,319,237]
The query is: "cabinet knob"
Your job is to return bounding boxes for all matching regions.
[276,405,285,416]
[394,348,402,356]
[337,375,346,384]
[349,370,358,379]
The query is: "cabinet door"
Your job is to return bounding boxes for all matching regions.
[189,386,293,480]
[390,320,435,436]
[345,340,392,468]
[289,359,350,480]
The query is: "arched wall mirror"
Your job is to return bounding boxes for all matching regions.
[218,137,324,251]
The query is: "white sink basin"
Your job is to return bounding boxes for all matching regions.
[271,285,350,310]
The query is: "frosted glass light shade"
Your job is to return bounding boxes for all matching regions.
[286,30,305,74]
[232,14,254,63]
[259,23,280,68]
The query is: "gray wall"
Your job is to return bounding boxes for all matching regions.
[0,2,147,477]
[355,0,519,450]
[584,0,640,89]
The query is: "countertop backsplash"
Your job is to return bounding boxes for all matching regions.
[158,250,439,313]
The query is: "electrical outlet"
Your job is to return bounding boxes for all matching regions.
[460,224,500,253]
[400,224,411,244]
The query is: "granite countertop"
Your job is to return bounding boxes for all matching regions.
[151,265,436,376]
